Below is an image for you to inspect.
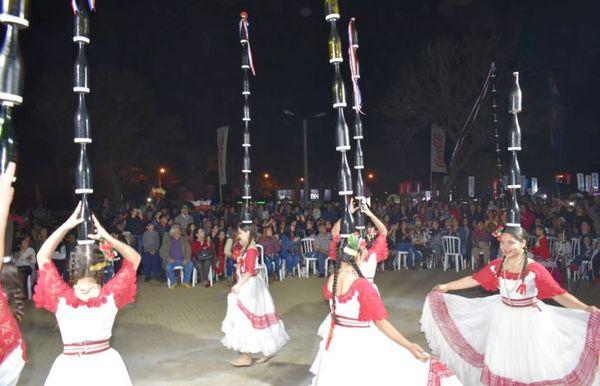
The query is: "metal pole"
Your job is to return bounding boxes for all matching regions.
[303,118,309,203]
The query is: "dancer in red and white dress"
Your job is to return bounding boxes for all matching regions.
[421,226,600,385]
[310,234,461,386]
[221,224,289,367]
[34,205,140,386]
[317,200,388,339]
[0,163,25,386]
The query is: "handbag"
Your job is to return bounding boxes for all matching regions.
[196,248,214,261]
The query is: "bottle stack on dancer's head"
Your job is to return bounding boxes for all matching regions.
[0,0,28,180]
[325,0,354,243]
[348,18,367,237]
[0,0,29,319]
[238,11,255,240]
[70,0,106,284]
[496,71,528,272]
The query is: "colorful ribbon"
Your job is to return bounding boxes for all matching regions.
[71,0,96,15]
[347,18,362,113]
[239,12,256,76]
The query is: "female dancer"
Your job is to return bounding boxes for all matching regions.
[310,235,461,385]
[0,163,26,386]
[34,204,140,385]
[221,223,289,367]
[421,226,599,385]
[329,199,388,284]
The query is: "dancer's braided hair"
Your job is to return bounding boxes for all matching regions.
[68,244,104,286]
[330,237,365,324]
[1,260,25,321]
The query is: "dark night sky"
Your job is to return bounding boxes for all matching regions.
[9,0,600,205]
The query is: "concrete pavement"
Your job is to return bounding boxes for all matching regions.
[17,269,599,386]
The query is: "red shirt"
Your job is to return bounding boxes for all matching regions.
[530,237,550,260]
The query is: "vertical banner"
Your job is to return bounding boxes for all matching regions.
[531,177,538,195]
[216,125,229,186]
[520,175,527,194]
[468,176,475,198]
[576,173,585,192]
[430,124,447,173]
[585,175,591,192]
[591,173,599,192]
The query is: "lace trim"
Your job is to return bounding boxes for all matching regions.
[427,291,485,368]
[430,292,600,385]
[0,285,25,364]
[481,310,600,385]
[366,234,388,263]
[323,279,388,320]
[427,357,456,386]
[236,299,281,330]
[322,280,358,304]
[34,260,137,311]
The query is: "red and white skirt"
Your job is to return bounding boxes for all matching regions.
[421,292,600,385]
[221,276,289,356]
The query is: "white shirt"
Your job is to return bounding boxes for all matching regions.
[15,247,36,267]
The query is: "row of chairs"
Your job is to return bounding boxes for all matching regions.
[393,236,473,272]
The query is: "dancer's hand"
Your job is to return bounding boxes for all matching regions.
[88,214,110,241]
[350,198,359,214]
[0,162,15,224]
[408,343,429,362]
[586,305,598,313]
[432,284,448,293]
[231,284,241,294]
[360,201,374,217]
[61,201,84,231]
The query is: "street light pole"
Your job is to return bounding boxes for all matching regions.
[302,118,309,203]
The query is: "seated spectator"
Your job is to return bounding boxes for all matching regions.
[213,229,227,276]
[191,228,214,288]
[280,224,300,275]
[160,224,193,288]
[224,231,237,285]
[14,236,36,295]
[532,226,563,285]
[257,226,281,280]
[313,223,332,277]
[571,235,594,271]
[395,220,420,269]
[471,220,491,268]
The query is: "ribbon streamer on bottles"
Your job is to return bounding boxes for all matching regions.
[347,18,362,113]
[239,12,256,76]
[71,0,96,15]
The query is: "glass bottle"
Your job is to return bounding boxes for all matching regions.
[509,72,522,114]
[507,114,521,151]
[335,108,350,151]
[74,93,91,142]
[73,42,89,92]
[75,144,93,194]
[0,102,17,174]
[324,0,340,21]
[328,22,342,63]
[0,24,23,103]
[332,67,346,108]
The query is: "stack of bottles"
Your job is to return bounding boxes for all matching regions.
[239,12,255,224]
[0,0,28,178]
[506,72,523,228]
[325,0,354,237]
[72,1,94,244]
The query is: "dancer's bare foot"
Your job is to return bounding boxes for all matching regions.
[255,354,275,364]
[230,353,252,367]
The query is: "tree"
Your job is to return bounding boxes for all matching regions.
[380,34,519,195]
[31,66,190,201]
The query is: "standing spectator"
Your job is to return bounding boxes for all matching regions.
[224,231,237,285]
[280,224,300,276]
[14,236,36,296]
[154,214,171,242]
[520,204,536,232]
[160,224,193,288]
[142,222,161,282]
[174,205,194,230]
[125,207,144,254]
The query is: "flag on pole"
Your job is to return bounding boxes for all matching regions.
[217,125,229,186]
[431,124,447,173]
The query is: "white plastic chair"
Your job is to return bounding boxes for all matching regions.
[255,244,269,286]
[301,238,317,278]
[442,236,463,272]
[546,236,558,257]
[167,265,184,288]
[570,238,581,259]
[394,251,408,270]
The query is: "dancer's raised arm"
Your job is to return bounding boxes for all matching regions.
[0,162,15,271]
[37,202,83,269]
[89,215,141,270]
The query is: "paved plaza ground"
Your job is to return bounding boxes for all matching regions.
[17,268,600,386]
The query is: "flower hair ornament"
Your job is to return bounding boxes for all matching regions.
[89,237,119,272]
[342,232,367,259]
[492,224,504,241]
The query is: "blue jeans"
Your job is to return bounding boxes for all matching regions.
[166,260,193,285]
[397,242,421,269]
[226,257,236,278]
[263,254,281,277]
[306,251,328,275]
[142,251,162,280]
[281,251,299,274]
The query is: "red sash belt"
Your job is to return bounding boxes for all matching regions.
[63,339,110,356]
[501,296,539,309]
